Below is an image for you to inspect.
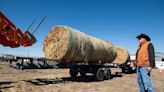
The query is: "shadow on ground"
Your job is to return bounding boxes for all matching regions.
[0,81,15,89]
[26,72,123,86]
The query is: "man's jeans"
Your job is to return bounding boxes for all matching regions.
[137,67,154,92]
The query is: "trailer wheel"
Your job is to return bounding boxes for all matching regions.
[121,68,125,73]
[70,69,78,77]
[20,66,24,70]
[80,72,86,77]
[104,68,112,80]
[96,68,104,81]
[15,64,20,69]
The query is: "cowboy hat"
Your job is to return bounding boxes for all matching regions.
[136,33,151,41]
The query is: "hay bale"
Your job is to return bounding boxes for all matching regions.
[43,26,129,64]
[43,26,69,60]
[112,46,129,64]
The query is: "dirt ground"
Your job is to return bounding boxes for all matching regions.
[0,61,164,92]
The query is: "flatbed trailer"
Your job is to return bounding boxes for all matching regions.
[9,57,55,70]
[68,63,118,81]
[68,60,136,81]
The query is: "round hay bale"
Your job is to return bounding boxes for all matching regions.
[112,46,130,64]
[43,26,118,64]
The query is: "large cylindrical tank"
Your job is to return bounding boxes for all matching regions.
[43,26,129,64]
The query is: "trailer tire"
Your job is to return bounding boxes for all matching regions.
[70,69,78,77]
[96,68,104,81]
[80,72,86,77]
[15,64,20,69]
[20,66,24,70]
[104,68,112,80]
[121,68,125,73]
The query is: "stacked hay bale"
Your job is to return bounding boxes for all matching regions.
[112,46,130,64]
[43,26,129,64]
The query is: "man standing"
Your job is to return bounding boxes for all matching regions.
[131,33,155,92]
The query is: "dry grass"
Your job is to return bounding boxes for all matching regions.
[0,62,164,92]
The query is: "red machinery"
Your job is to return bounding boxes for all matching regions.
[0,11,46,48]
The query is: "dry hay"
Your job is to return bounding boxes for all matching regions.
[43,26,129,64]
[112,46,130,64]
[43,26,69,60]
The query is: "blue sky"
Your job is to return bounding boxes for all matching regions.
[0,0,164,57]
